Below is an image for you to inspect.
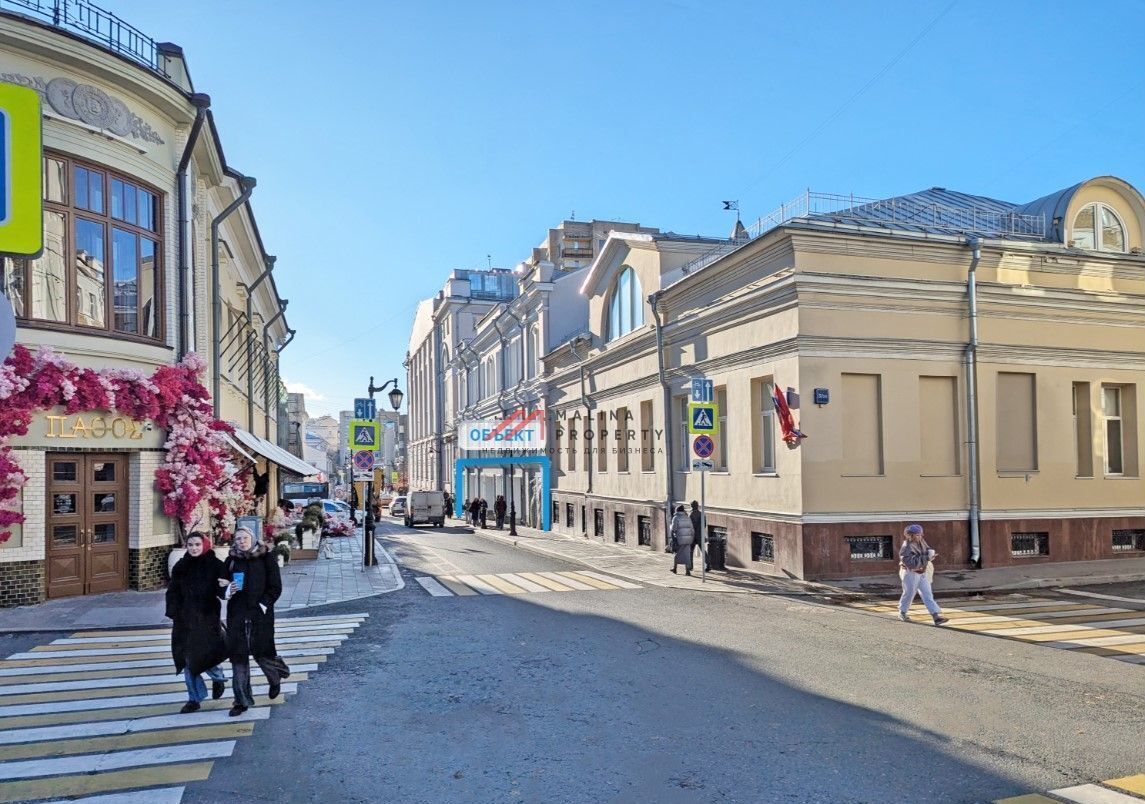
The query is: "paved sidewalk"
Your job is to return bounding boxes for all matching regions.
[0,531,403,632]
[467,520,1145,600]
[467,521,835,597]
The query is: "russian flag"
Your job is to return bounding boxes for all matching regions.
[772,384,807,445]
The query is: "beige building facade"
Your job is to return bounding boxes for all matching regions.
[0,8,302,604]
[547,180,1145,580]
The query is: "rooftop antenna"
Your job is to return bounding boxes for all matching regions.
[486,254,491,270]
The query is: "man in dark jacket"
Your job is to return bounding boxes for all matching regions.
[166,532,229,714]
[494,495,507,529]
[468,498,481,527]
[689,501,708,572]
[479,498,489,528]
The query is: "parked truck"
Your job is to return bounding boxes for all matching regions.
[404,490,446,528]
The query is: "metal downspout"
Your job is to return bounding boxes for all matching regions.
[261,301,288,438]
[176,95,210,360]
[245,254,275,433]
[965,237,982,567]
[569,337,592,498]
[649,291,674,548]
[211,175,256,417]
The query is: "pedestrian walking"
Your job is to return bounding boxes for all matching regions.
[222,526,291,716]
[494,495,507,529]
[669,505,695,576]
[898,523,948,626]
[689,500,708,572]
[165,532,228,714]
[479,498,489,529]
[468,497,481,527]
[444,492,453,518]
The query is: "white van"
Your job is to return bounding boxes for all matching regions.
[404,491,446,528]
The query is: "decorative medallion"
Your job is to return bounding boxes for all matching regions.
[2,72,164,145]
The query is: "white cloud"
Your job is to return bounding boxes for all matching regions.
[283,379,326,402]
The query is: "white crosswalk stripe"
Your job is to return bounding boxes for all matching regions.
[0,613,366,802]
[415,570,641,597]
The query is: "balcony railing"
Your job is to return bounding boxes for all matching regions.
[0,0,165,75]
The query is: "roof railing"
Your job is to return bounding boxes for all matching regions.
[0,0,165,76]
[679,189,1046,277]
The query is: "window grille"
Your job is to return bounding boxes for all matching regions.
[751,532,775,563]
[593,509,604,538]
[614,512,626,543]
[1112,529,1145,552]
[846,536,893,560]
[1011,532,1049,557]
[638,516,652,547]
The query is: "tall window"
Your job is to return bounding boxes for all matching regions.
[754,378,776,473]
[677,396,691,472]
[1072,203,1127,253]
[715,387,729,471]
[2,154,162,340]
[607,266,644,341]
[1104,386,1124,475]
[617,406,630,472]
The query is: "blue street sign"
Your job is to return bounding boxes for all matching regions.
[814,388,829,406]
[691,378,713,403]
[354,397,376,420]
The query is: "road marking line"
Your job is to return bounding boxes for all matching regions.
[0,706,272,745]
[0,652,329,677]
[70,614,365,638]
[576,571,642,589]
[498,573,550,593]
[0,683,297,718]
[561,572,618,590]
[0,697,285,731]
[1049,783,1144,803]
[981,617,1145,636]
[51,626,356,645]
[1059,588,1145,605]
[435,577,478,596]
[939,607,1130,625]
[0,669,312,698]
[542,572,595,591]
[515,572,573,592]
[41,786,186,803]
[476,574,527,594]
[415,577,454,596]
[994,795,1065,803]
[13,637,344,660]
[455,575,502,595]
[0,760,212,803]
[955,611,1142,629]
[0,738,235,780]
[1106,774,1145,795]
[0,722,254,761]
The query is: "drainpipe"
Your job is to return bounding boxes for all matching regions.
[649,291,674,549]
[211,174,257,417]
[568,335,592,535]
[176,94,210,360]
[261,301,288,437]
[245,254,275,432]
[965,237,982,568]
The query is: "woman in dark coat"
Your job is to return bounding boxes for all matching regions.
[222,526,290,716]
[165,532,229,714]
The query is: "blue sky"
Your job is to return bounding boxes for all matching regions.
[113,0,1144,419]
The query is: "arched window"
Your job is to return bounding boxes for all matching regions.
[1072,203,1127,253]
[607,266,644,342]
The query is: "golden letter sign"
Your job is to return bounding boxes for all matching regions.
[44,414,145,440]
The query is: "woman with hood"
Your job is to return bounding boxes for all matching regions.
[222,526,290,716]
[669,505,695,576]
[165,531,229,714]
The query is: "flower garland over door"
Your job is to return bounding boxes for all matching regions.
[0,345,252,544]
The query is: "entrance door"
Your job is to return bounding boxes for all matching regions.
[46,454,129,598]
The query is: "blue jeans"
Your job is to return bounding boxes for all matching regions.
[183,665,226,703]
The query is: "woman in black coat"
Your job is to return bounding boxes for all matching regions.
[165,532,229,714]
[222,526,290,716]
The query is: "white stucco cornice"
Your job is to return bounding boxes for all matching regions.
[578,233,657,296]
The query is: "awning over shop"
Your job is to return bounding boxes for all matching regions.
[221,433,258,463]
[230,428,322,477]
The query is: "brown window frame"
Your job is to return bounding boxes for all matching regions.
[3,151,166,346]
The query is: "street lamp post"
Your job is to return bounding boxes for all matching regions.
[363,376,403,567]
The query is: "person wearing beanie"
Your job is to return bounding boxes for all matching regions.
[898,523,948,626]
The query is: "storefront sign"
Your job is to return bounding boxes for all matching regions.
[8,410,165,450]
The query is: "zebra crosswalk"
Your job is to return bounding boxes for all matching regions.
[415,570,641,597]
[0,613,365,803]
[856,596,1145,666]
[996,772,1145,802]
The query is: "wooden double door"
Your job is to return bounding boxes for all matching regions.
[46,453,129,598]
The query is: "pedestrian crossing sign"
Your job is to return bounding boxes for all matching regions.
[688,402,719,435]
[349,418,379,452]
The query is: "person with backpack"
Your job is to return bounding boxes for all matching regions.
[468,497,481,527]
[898,523,949,626]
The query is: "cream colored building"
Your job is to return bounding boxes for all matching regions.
[0,7,310,604]
[547,180,1145,579]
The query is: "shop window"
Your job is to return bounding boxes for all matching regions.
[638,515,652,546]
[751,532,775,563]
[1011,532,1049,557]
[594,509,604,538]
[846,535,893,560]
[1112,529,1145,552]
[614,512,626,543]
[2,153,162,341]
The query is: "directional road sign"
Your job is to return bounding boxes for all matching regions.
[348,418,380,452]
[0,82,43,256]
[354,397,376,420]
[687,402,719,435]
[691,378,713,403]
[692,434,714,458]
[691,458,714,472]
[352,450,375,472]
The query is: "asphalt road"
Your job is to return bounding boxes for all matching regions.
[180,520,1145,804]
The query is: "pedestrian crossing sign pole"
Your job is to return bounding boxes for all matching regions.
[687,402,718,435]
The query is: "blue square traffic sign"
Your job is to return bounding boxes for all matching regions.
[691,378,713,403]
[354,397,376,420]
